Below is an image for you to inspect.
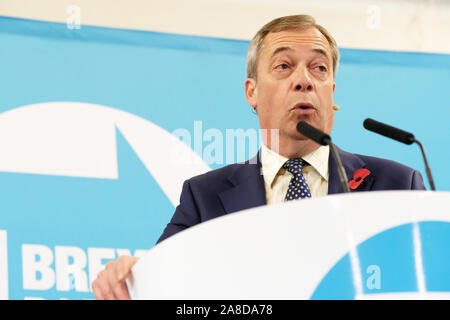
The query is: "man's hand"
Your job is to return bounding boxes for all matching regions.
[92,255,139,300]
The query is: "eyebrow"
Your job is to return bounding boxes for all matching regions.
[270,46,294,59]
[312,48,330,61]
[270,46,330,62]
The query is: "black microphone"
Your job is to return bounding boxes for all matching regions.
[296,121,351,193]
[363,118,436,190]
[296,121,331,146]
[363,118,414,144]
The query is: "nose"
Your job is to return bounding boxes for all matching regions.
[294,66,313,92]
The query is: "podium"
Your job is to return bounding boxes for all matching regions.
[127,191,450,300]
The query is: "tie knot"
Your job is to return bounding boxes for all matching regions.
[283,158,306,175]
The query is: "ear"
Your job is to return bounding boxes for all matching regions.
[245,78,257,108]
[333,82,336,93]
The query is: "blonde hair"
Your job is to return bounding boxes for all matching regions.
[246,14,339,80]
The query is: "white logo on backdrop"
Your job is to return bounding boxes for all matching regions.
[0,102,210,206]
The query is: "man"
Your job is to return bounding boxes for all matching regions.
[92,14,425,300]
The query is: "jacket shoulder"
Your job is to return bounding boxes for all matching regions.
[351,152,426,190]
[355,153,415,173]
[188,156,259,187]
[188,162,246,186]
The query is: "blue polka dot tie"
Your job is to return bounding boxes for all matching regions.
[283,158,312,201]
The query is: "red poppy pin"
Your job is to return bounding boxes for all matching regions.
[348,168,371,190]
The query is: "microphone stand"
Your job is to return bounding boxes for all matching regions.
[412,138,436,191]
[329,142,351,193]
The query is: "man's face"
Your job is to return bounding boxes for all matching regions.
[245,28,336,149]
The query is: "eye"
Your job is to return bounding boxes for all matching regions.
[275,63,290,70]
[315,65,327,72]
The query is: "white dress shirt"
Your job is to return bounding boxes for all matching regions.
[260,143,330,205]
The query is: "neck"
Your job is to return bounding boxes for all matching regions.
[262,130,320,158]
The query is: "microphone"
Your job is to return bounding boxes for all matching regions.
[363,118,436,190]
[296,121,331,146]
[296,121,351,193]
[363,118,414,144]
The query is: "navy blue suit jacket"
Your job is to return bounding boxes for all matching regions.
[157,147,425,244]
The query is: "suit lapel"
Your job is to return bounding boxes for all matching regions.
[328,146,375,194]
[218,153,266,214]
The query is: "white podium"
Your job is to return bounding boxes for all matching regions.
[127,191,450,300]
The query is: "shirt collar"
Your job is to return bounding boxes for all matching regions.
[260,143,330,188]
[302,144,329,182]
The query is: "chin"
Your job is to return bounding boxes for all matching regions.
[287,129,309,141]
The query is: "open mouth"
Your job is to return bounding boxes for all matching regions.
[292,103,315,111]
